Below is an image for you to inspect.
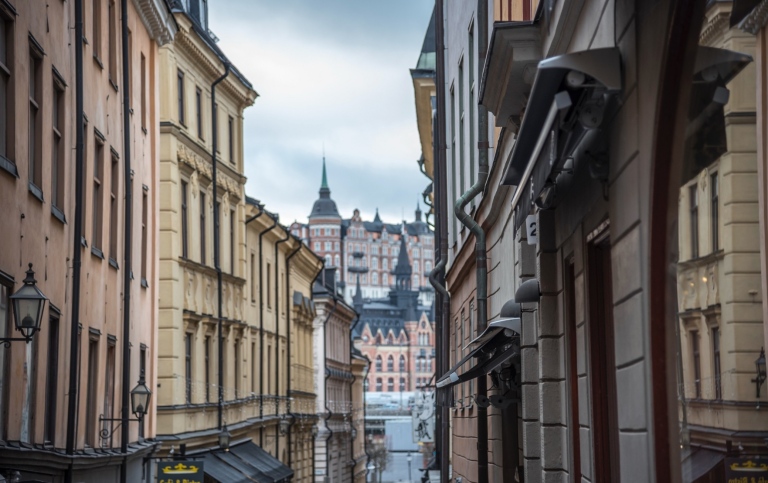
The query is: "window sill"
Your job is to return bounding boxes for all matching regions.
[51,205,67,224]
[142,127,148,135]
[83,36,89,46]
[108,257,119,270]
[81,236,88,248]
[141,278,148,289]
[0,155,18,178]
[109,79,119,92]
[93,54,103,70]
[91,246,104,260]
[28,182,44,203]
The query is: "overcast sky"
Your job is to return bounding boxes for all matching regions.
[209,1,434,226]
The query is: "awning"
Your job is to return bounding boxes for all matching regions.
[202,441,293,483]
[730,0,761,28]
[681,446,724,483]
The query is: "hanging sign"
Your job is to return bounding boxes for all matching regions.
[526,215,537,245]
[158,461,204,483]
[724,456,768,481]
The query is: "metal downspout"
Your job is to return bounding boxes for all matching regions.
[259,215,279,446]
[275,228,290,459]
[285,241,302,467]
[362,354,372,482]
[119,1,134,480]
[323,299,338,480]
[452,1,490,481]
[211,62,231,432]
[65,1,85,480]
[348,346,357,483]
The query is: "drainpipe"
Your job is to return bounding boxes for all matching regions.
[362,354,372,482]
[428,1,450,482]
[452,1,490,481]
[323,298,338,479]
[349,349,357,483]
[275,228,290,458]
[285,241,303,467]
[259,215,278,446]
[211,62,231,431]
[65,0,85,481]
[119,0,135,481]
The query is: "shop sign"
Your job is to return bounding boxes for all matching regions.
[725,456,768,482]
[157,460,204,483]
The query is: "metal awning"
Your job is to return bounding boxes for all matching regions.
[202,441,293,483]
[681,446,724,483]
[464,317,521,351]
[501,47,622,187]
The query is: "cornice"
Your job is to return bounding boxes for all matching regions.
[132,0,177,46]
[177,143,243,199]
[700,7,731,46]
[739,0,768,35]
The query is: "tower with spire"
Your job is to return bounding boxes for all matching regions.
[307,157,342,271]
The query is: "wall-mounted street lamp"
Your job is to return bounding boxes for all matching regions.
[99,372,151,444]
[350,426,358,440]
[311,424,319,439]
[753,347,766,399]
[279,416,290,436]
[218,425,232,451]
[3,264,47,346]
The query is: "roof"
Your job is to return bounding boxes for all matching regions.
[415,8,436,71]
[309,158,341,219]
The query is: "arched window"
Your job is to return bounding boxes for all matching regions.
[414,261,420,272]
[325,255,332,266]
[376,378,382,392]
[387,355,394,372]
[375,356,382,372]
[413,275,419,287]
[372,257,378,269]
[382,259,388,270]
[425,261,432,272]
[413,248,419,257]
[399,354,406,372]
[364,378,370,391]
[372,272,378,285]
[400,378,406,391]
[334,255,340,267]
[383,274,389,286]
[334,242,339,251]
[387,378,394,392]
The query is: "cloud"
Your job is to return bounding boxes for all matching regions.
[209,0,434,224]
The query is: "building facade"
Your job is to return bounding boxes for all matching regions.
[312,269,360,483]
[0,0,175,481]
[290,163,436,306]
[430,0,768,482]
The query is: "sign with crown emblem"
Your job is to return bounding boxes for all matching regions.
[157,461,204,483]
[725,456,768,482]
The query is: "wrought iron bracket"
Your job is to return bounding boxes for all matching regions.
[0,337,33,348]
[98,415,142,443]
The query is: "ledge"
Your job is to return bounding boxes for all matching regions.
[0,155,18,178]
[28,182,44,203]
[91,246,104,260]
[51,205,67,224]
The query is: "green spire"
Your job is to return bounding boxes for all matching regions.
[321,156,329,190]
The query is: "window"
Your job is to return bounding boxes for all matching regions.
[468,23,476,189]
[92,136,105,252]
[375,356,382,372]
[414,261,419,272]
[334,254,340,267]
[387,378,394,392]
[234,339,241,398]
[0,9,12,167]
[200,192,206,264]
[689,184,698,259]
[387,355,394,372]
[52,76,66,212]
[251,341,257,394]
[44,313,60,443]
[108,0,117,86]
[382,259,388,270]
[85,335,99,447]
[372,257,378,269]
[29,42,43,192]
[267,345,272,394]
[250,254,256,302]
[450,86,457,244]
[711,172,719,252]
[691,331,701,398]
[426,261,432,273]
[92,0,102,59]
[196,87,203,139]
[0,281,9,439]
[325,242,331,251]
[141,189,148,282]
[383,273,388,286]
[177,70,185,124]
[413,248,419,258]
[228,116,234,163]
[372,272,378,285]
[712,327,721,400]
[313,242,320,252]
[140,53,147,130]
[266,262,272,309]
[400,377,406,391]
[185,333,192,403]
[399,354,405,372]
[205,336,212,402]
[102,337,116,446]
[230,208,236,274]
[213,103,218,149]
[459,61,465,200]
[109,152,119,262]
[376,378,382,392]
[469,300,475,398]
[20,311,36,442]
[181,181,188,258]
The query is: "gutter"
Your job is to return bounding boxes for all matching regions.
[211,62,231,431]
[323,297,338,478]
[258,214,279,446]
[274,227,291,458]
[65,1,85,481]
[362,354,372,482]
[348,342,357,483]
[285,240,303,467]
[120,0,135,480]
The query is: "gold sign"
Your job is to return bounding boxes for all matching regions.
[157,461,204,483]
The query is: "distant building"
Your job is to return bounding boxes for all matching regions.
[290,160,435,306]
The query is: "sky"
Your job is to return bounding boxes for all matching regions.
[209,1,435,226]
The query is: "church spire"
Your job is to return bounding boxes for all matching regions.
[320,156,329,190]
[415,200,422,221]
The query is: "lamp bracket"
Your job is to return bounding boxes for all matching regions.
[0,337,33,347]
[98,415,143,445]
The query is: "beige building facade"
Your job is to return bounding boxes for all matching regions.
[0,0,175,481]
